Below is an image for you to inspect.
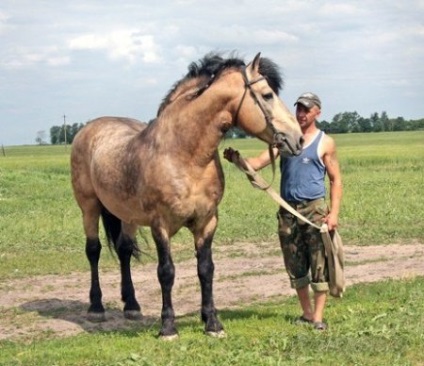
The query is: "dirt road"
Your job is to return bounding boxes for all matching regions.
[0,241,423,341]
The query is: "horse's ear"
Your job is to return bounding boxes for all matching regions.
[251,52,261,72]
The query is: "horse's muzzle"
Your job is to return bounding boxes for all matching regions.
[273,132,303,156]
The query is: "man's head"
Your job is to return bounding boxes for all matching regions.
[294,92,321,131]
[294,92,321,110]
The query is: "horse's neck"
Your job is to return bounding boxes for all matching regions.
[155,101,226,166]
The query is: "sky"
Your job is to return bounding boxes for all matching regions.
[1,0,423,146]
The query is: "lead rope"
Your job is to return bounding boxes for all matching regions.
[228,151,344,297]
[229,151,321,230]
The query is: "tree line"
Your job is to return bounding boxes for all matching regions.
[46,123,86,145]
[317,111,424,134]
[45,112,424,144]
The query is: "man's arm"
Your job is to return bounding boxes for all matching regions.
[246,147,279,170]
[322,136,342,231]
[224,147,279,171]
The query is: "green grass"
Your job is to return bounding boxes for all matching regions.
[0,134,423,365]
[220,131,424,244]
[0,132,423,279]
[0,277,423,365]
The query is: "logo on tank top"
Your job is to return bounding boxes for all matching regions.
[302,157,311,164]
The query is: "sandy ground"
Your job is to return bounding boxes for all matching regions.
[0,241,423,341]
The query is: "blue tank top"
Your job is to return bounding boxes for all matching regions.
[280,130,326,203]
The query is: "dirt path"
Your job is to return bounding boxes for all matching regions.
[0,241,423,341]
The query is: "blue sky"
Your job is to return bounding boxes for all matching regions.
[1,0,423,145]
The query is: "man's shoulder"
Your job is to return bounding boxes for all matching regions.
[321,132,336,148]
[318,132,337,158]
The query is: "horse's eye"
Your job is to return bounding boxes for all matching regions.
[263,93,273,101]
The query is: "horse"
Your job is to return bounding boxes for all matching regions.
[70,52,303,339]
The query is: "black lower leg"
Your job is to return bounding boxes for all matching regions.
[197,239,223,333]
[157,259,177,336]
[155,238,177,337]
[117,234,141,315]
[85,238,104,315]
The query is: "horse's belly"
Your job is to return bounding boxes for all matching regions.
[97,190,151,225]
[97,184,222,229]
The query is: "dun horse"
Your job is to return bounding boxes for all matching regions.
[71,52,303,339]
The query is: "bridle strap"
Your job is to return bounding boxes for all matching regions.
[233,66,279,189]
[233,85,248,128]
[234,68,275,132]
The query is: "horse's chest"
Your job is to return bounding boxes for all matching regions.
[167,172,224,217]
[173,179,223,216]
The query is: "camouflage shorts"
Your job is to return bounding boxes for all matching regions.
[277,198,329,292]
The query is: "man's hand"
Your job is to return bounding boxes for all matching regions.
[324,212,339,232]
[223,147,240,163]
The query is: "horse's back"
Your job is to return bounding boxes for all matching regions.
[73,116,146,145]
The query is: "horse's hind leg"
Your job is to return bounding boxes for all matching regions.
[151,226,177,339]
[82,199,106,322]
[117,223,141,320]
[86,237,105,322]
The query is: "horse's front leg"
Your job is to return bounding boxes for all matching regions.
[151,226,177,339]
[195,217,225,337]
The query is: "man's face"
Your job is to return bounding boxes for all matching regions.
[295,104,321,130]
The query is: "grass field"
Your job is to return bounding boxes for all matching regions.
[0,131,423,279]
[0,131,423,365]
[0,278,423,365]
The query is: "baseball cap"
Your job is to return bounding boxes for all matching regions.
[294,92,321,109]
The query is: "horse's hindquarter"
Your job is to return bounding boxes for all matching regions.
[71,117,147,219]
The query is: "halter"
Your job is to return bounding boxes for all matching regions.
[233,67,291,187]
[234,67,288,150]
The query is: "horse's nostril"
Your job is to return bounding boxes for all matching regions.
[299,136,305,146]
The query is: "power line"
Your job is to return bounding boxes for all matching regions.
[63,114,67,150]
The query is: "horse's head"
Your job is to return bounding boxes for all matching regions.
[234,53,303,156]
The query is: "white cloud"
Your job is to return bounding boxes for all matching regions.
[320,2,361,16]
[1,46,69,69]
[253,29,298,44]
[68,29,161,64]
[47,56,70,66]
[1,0,424,145]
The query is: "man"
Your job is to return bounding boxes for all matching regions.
[224,92,342,330]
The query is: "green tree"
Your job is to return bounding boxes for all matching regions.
[50,126,61,144]
[370,112,383,132]
[50,122,85,144]
[411,118,424,130]
[393,117,405,131]
[331,112,360,133]
[381,111,391,131]
[358,117,372,132]
[317,120,331,133]
[70,123,85,143]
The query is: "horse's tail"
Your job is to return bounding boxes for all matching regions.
[100,206,140,260]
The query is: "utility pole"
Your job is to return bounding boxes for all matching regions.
[63,114,67,149]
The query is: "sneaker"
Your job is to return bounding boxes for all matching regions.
[313,321,327,331]
[295,315,313,325]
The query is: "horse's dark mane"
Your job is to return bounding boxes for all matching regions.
[157,52,244,116]
[258,57,284,96]
[157,52,284,117]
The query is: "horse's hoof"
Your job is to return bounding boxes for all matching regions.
[124,310,142,320]
[205,330,226,338]
[87,312,106,323]
[159,334,179,341]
